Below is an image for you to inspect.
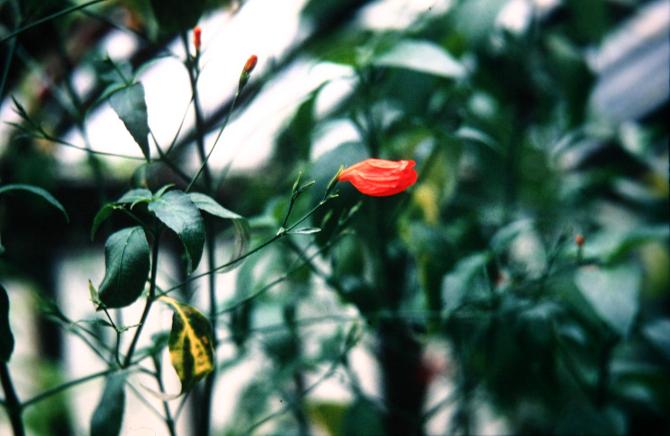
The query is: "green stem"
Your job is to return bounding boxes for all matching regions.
[181,32,219,436]
[161,192,336,297]
[22,368,116,409]
[0,0,20,100]
[152,356,177,436]
[181,32,213,194]
[0,363,24,436]
[123,231,161,367]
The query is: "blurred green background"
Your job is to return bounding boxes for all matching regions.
[0,0,668,434]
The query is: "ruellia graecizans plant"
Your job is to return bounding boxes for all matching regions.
[0,20,418,432]
[2,1,669,435]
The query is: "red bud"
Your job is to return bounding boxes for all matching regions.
[575,234,585,247]
[243,55,258,74]
[193,26,202,53]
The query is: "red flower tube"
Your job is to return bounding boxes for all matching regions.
[338,158,417,197]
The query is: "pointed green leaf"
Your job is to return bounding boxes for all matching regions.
[98,227,151,309]
[643,319,670,360]
[288,227,321,235]
[373,39,465,78]
[90,372,126,436]
[188,192,242,220]
[88,280,102,308]
[0,183,69,222]
[154,184,175,199]
[0,284,15,362]
[575,264,641,337]
[117,188,152,205]
[109,83,151,160]
[159,297,215,393]
[91,204,115,241]
[149,190,204,273]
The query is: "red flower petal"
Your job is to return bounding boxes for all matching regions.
[338,158,418,197]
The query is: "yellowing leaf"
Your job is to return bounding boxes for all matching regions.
[159,297,214,392]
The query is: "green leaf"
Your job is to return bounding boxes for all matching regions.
[98,227,151,309]
[91,204,116,241]
[117,188,152,205]
[90,372,126,436]
[575,264,641,337]
[0,183,69,222]
[149,190,204,273]
[642,319,670,360]
[455,126,502,153]
[149,0,206,33]
[490,219,534,253]
[373,39,465,79]
[288,227,321,235]
[109,83,151,160]
[159,296,215,393]
[0,284,15,362]
[188,192,242,220]
[88,280,102,308]
[442,253,491,314]
[343,398,384,435]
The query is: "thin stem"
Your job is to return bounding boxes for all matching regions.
[246,340,354,434]
[152,356,177,436]
[0,0,19,100]
[22,368,116,408]
[160,190,337,297]
[217,233,345,314]
[0,363,25,436]
[162,233,281,297]
[102,309,122,366]
[126,382,165,421]
[181,32,213,194]
[123,231,161,367]
[26,131,146,160]
[185,90,240,192]
[0,0,111,43]
[150,132,192,185]
[181,31,220,436]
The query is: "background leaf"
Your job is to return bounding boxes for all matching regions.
[373,39,465,78]
[575,264,641,337]
[90,372,126,436]
[0,183,69,222]
[109,83,151,161]
[188,192,242,220]
[90,204,115,241]
[98,227,151,308]
[160,297,215,392]
[149,190,205,273]
[0,284,15,362]
[117,188,153,205]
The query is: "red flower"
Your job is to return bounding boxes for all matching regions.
[338,158,417,197]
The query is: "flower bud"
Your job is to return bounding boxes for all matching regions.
[238,55,258,90]
[575,234,585,247]
[193,26,202,54]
